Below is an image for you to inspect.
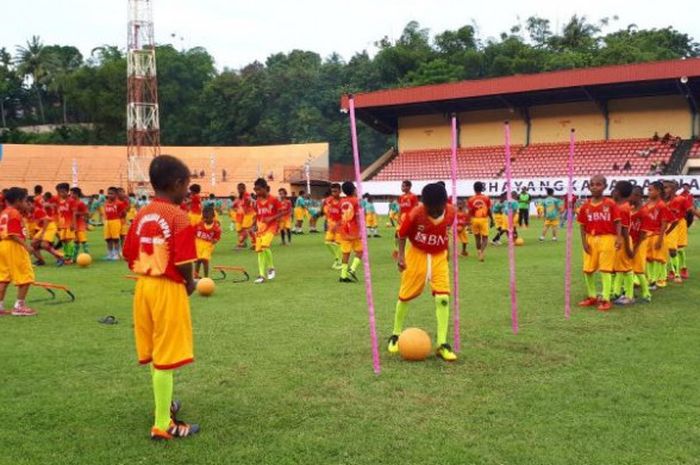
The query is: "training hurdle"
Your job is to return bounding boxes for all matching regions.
[31,281,75,303]
[213,266,250,283]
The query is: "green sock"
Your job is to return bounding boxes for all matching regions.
[678,248,687,270]
[658,261,667,282]
[637,273,651,299]
[82,243,90,254]
[601,272,612,301]
[265,248,274,269]
[584,273,597,298]
[326,242,339,261]
[257,252,266,277]
[612,273,623,297]
[350,257,361,273]
[435,295,450,346]
[633,274,640,286]
[393,300,409,335]
[151,367,174,431]
[64,242,74,259]
[670,254,679,275]
[341,264,349,279]
[623,272,634,299]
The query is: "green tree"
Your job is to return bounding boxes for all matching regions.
[15,35,51,123]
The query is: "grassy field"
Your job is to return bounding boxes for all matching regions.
[2,217,700,465]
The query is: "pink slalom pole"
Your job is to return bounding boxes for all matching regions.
[348,96,381,374]
[504,122,519,334]
[449,114,461,351]
[564,129,575,319]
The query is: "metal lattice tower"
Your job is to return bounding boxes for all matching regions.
[126,0,160,193]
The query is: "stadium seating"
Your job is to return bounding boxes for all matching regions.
[372,139,676,180]
[689,140,700,159]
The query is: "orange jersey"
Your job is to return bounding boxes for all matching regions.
[46,195,60,221]
[399,204,456,254]
[0,194,5,211]
[577,198,620,236]
[630,205,649,244]
[0,206,26,240]
[57,197,75,227]
[456,211,471,231]
[340,197,361,239]
[399,193,419,216]
[467,194,491,218]
[190,194,202,215]
[123,198,196,284]
[324,196,342,222]
[643,200,674,235]
[255,196,282,224]
[617,201,631,230]
[104,200,122,221]
[234,193,255,216]
[74,200,89,231]
[194,221,222,243]
[279,199,293,218]
[667,195,688,222]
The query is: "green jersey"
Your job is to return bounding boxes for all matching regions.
[389,201,400,213]
[542,196,563,220]
[362,200,376,214]
[518,193,531,209]
[492,202,504,214]
[504,200,519,214]
[295,197,307,209]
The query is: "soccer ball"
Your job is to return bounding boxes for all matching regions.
[515,237,525,246]
[196,278,215,297]
[398,327,432,361]
[76,253,92,267]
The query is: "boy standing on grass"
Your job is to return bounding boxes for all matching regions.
[362,194,380,238]
[468,181,493,262]
[539,188,563,241]
[663,180,690,284]
[56,183,76,263]
[387,183,457,362]
[577,174,622,312]
[31,192,64,266]
[394,181,419,258]
[610,181,635,306]
[629,186,652,303]
[70,187,90,260]
[456,200,470,257]
[338,182,364,283]
[122,155,199,440]
[253,178,282,284]
[194,206,221,278]
[293,190,307,234]
[233,183,256,249]
[103,187,123,260]
[277,188,293,246]
[322,184,343,269]
[644,181,673,289]
[0,187,37,317]
[188,184,203,226]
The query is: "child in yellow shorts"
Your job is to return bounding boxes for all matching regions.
[194,206,221,278]
[610,181,635,305]
[338,182,364,283]
[456,200,470,257]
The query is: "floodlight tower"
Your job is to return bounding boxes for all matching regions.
[126,0,160,193]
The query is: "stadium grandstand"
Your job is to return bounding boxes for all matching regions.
[0,142,329,195]
[341,58,700,182]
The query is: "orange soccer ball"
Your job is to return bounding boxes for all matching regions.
[76,253,92,267]
[196,278,216,297]
[398,327,432,361]
[515,237,525,246]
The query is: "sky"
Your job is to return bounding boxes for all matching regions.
[2,0,699,70]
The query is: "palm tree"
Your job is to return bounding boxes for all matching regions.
[15,36,50,124]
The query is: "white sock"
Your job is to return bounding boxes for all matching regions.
[14,300,25,309]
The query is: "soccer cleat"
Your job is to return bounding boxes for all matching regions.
[539,236,544,242]
[56,258,65,267]
[680,268,689,279]
[614,296,635,306]
[668,271,676,280]
[0,309,11,316]
[638,296,652,304]
[332,260,343,270]
[170,400,181,416]
[348,270,359,282]
[656,279,668,288]
[267,268,276,280]
[12,306,37,317]
[552,237,558,241]
[338,277,354,283]
[577,297,598,307]
[596,300,612,312]
[254,276,265,284]
[648,283,658,291]
[387,335,399,354]
[674,276,683,284]
[436,343,458,362]
[150,419,200,441]
[33,259,46,266]
[461,251,469,257]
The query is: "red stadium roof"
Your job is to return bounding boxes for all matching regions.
[340,58,700,132]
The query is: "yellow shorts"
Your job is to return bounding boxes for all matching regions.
[188,213,202,226]
[0,240,35,286]
[120,219,129,236]
[457,228,469,244]
[34,222,58,243]
[59,228,75,241]
[632,237,649,274]
[104,219,122,240]
[399,245,449,301]
[255,230,275,252]
[242,213,255,229]
[493,213,505,230]
[26,221,37,236]
[583,234,616,274]
[471,217,489,237]
[677,218,689,248]
[279,217,292,230]
[133,276,193,370]
[340,238,363,254]
[195,239,215,261]
[544,219,559,228]
[664,226,679,250]
[366,213,378,228]
[613,237,633,273]
[646,234,668,264]
[325,221,339,242]
[75,230,88,243]
[294,207,306,222]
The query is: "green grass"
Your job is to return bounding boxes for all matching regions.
[2,217,700,465]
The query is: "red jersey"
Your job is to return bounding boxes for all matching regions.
[255,196,281,224]
[0,194,5,212]
[667,195,688,222]
[117,199,129,219]
[617,202,631,230]
[190,194,202,215]
[467,194,491,218]
[399,193,419,216]
[456,211,471,231]
[398,204,456,254]
[0,207,26,240]
[643,200,674,235]
[46,195,60,221]
[33,196,43,209]
[33,206,48,226]
[194,221,222,244]
[234,193,255,220]
[630,205,649,244]
[57,197,75,228]
[123,198,196,284]
[340,197,361,240]
[577,198,621,236]
[279,199,293,218]
[104,200,122,221]
[325,196,342,223]
[74,200,88,231]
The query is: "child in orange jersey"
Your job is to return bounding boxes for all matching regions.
[394,180,419,257]
[322,183,343,268]
[467,181,493,262]
[387,183,457,362]
[663,180,688,283]
[194,205,222,278]
[456,200,470,257]
[253,178,283,284]
[644,181,674,289]
[122,155,199,440]
[70,187,90,261]
[0,187,37,316]
[32,191,64,266]
[277,188,293,245]
[338,182,364,283]
[610,181,635,306]
[577,174,622,312]
[628,186,652,303]
[188,184,203,226]
[234,183,256,249]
